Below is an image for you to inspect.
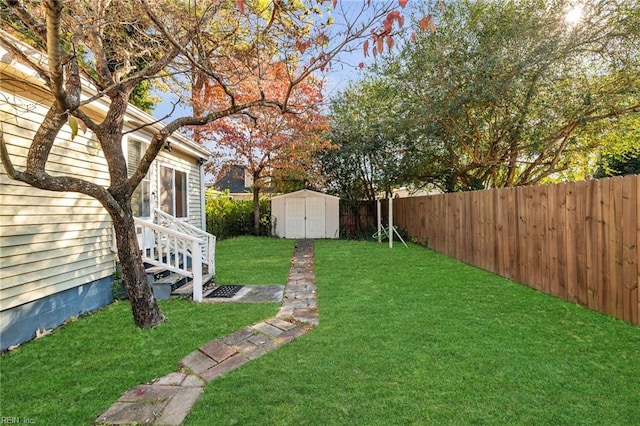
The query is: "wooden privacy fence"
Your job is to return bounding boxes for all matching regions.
[390,175,639,325]
[340,200,377,239]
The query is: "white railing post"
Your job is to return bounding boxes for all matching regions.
[192,239,203,302]
[128,213,214,302]
[208,235,216,274]
[152,208,215,277]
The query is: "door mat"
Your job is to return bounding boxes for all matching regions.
[206,285,244,298]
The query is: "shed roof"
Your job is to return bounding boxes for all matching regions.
[270,189,340,200]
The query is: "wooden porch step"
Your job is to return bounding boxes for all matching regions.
[171,273,215,296]
[145,265,167,275]
[155,273,186,286]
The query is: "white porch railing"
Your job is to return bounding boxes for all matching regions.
[152,209,215,274]
[128,210,215,302]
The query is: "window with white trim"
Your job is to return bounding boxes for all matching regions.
[160,165,188,218]
[127,139,151,218]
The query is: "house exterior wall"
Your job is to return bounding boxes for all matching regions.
[0,277,113,351]
[129,136,205,229]
[158,149,204,229]
[0,69,116,350]
[0,51,209,350]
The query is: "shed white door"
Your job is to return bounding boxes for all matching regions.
[305,197,325,238]
[285,196,325,238]
[285,198,306,238]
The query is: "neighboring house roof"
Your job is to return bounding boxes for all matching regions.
[214,165,250,193]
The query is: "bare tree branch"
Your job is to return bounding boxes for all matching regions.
[0,33,49,82]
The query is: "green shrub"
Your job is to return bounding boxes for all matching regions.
[206,190,271,239]
[111,262,127,300]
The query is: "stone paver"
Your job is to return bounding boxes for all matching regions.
[96,401,164,425]
[181,374,206,387]
[266,317,298,331]
[275,326,307,344]
[96,239,318,425]
[153,387,203,426]
[205,284,285,303]
[155,371,187,386]
[223,327,257,345]
[199,353,250,383]
[200,339,237,363]
[180,350,217,375]
[247,332,280,353]
[233,339,266,360]
[120,384,179,402]
[253,321,286,337]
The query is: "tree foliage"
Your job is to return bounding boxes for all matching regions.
[326,0,640,194]
[197,62,330,234]
[320,77,407,201]
[205,189,271,239]
[592,116,640,177]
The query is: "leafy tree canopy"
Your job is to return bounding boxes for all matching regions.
[326,0,639,194]
[197,62,329,233]
[593,116,640,177]
[320,77,409,201]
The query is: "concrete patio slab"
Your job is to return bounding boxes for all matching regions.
[204,285,284,303]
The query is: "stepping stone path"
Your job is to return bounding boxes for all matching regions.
[96,239,317,425]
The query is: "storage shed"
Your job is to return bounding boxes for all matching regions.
[271,190,340,239]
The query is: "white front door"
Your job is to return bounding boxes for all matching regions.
[305,197,325,238]
[285,198,306,238]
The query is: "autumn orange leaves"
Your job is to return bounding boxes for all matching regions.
[361,0,444,60]
[232,0,444,62]
[363,10,403,59]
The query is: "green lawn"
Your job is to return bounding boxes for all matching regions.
[0,238,288,425]
[215,236,295,284]
[2,238,638,425]
[186,239,640,425]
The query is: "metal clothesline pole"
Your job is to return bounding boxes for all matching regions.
[377,199,382,244]
[389,195,393,249]
[374,196,407,248]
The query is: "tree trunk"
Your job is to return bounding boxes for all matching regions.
[111,211,165,329]
[253,186,261,235]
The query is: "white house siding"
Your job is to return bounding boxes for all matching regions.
[1,75,115,308]
[1,45,209,350]
[1,71,115,349]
